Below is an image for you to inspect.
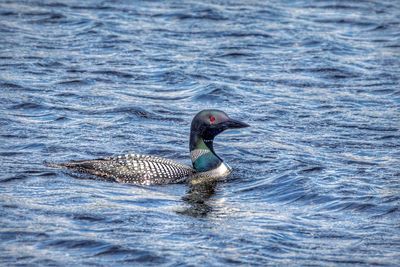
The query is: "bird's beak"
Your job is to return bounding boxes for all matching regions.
[224,118,250,129]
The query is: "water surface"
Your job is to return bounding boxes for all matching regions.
[1,0,399,265]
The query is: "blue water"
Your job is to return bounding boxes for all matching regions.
[1,0,399,265]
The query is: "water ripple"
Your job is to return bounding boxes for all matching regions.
[0,0,399,265]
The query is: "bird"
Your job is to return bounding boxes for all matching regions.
[49,109,249,185]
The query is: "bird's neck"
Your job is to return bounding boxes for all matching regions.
[189,134,222,172]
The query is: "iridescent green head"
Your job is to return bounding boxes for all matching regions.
[189,109,249,172]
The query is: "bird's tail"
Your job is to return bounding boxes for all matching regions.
[44,161,69,169]
[44,160,98,171]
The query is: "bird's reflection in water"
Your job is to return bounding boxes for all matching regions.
[178,179,218,217]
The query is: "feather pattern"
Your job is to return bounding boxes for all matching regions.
[57,154,194,185]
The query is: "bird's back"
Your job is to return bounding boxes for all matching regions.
[54,154,194,185]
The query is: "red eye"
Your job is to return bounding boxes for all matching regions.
[209,115,216,124]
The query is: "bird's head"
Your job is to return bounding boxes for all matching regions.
[190,109,249,140]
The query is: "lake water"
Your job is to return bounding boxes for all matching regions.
[1,0,399,265]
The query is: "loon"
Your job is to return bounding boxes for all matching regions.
[50,109,249,185]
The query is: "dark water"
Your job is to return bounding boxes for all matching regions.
[1,0,400,265]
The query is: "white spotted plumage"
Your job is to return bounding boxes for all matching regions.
[60,153,194,185]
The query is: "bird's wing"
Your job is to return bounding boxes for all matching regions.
[53,153,195,185]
